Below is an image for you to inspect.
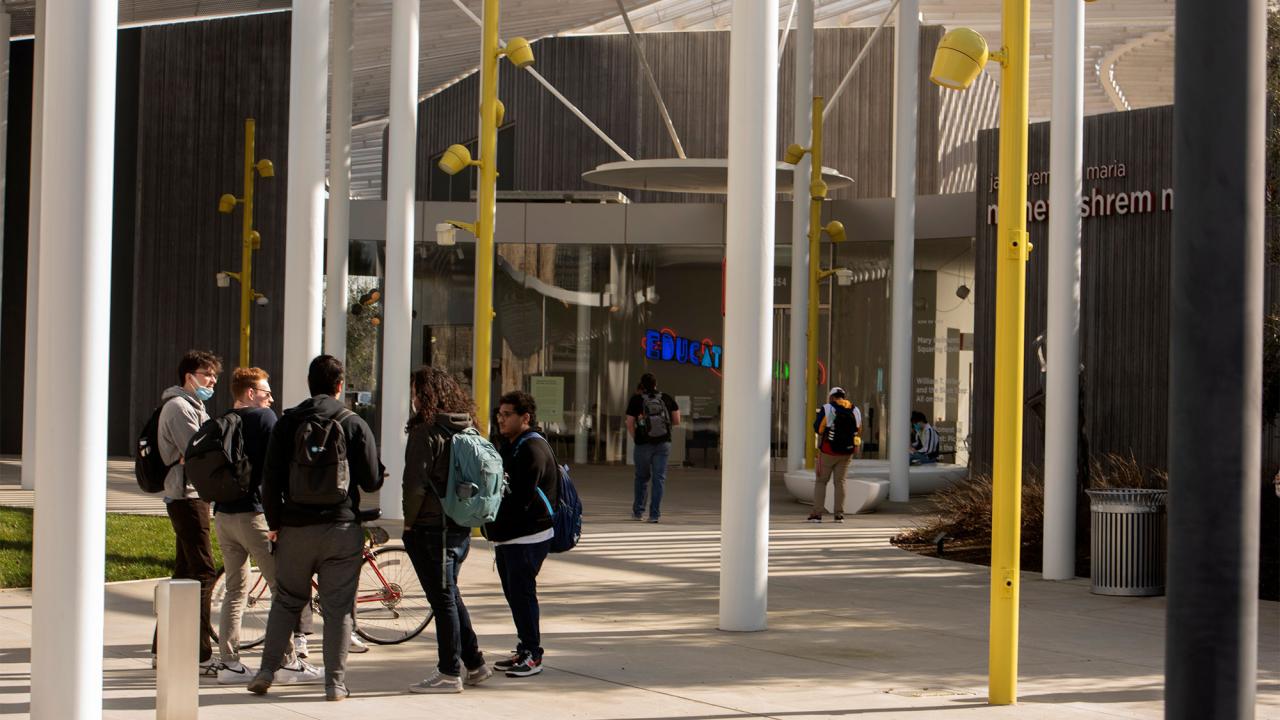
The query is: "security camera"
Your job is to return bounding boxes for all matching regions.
[956,284,971,300]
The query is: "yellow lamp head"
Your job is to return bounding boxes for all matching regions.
[824,220,847,243]
[783,143,807,165]
[438,144,474,175]
[930,27,989,90]
[249,230,262,249]
[504,37,536,69]
[255,159,275,178]
[495,99,506,128]
[218,193,238,214]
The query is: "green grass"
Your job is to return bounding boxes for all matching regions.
[0,507,224,588]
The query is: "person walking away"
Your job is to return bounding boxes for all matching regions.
[209,367,318,684]
[909,411,941,465]
[248,355,384,702]
[487,391,558,677]
[151,350,221,675]
[401,367,493,693]
[625,373,680,522]
[808,387,859,523]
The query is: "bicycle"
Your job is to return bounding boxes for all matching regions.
[210,509,433,647]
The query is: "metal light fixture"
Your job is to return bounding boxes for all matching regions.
[217,193,238,214]
[438,144,476,175]
[502,36,536,68]
[930,27,990,90]
[436,222,458,246]
[824,220,847,244]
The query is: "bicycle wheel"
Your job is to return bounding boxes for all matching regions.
[210,565,273,650]
[353,546,433,644]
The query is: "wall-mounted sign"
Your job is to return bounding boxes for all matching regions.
[644,328,723,370]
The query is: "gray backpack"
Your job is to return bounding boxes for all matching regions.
[640,393,670,439]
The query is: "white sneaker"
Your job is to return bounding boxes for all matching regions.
[292,633,309,659]
[274,659,324,685]
[348,632,370,654]
[198,658,223,678]
[408,670,463,694]
[217,661,254,685]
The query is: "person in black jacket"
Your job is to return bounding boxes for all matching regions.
[402,367,492,694]
[486,390,559,678]
[248,355,383,702]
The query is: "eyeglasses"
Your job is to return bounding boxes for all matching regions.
[196,370,218,379]
[253,387,273,398]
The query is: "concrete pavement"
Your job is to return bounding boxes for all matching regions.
[1,462,1277,718]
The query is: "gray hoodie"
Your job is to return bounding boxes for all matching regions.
[157,386,209,500]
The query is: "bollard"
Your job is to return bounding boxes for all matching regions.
[155,579,200,720]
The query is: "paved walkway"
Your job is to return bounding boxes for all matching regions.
[0,462,1277,718]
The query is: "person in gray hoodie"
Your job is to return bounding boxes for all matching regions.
[151,349,222,673]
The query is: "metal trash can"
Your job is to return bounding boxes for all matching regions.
[1085,488,1168,596]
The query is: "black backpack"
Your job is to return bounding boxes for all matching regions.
[288,409,355,506]
[826,404,859,454]
[134,400,177,494]
[184,411,253,504]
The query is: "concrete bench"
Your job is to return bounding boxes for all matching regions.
[782,460,968,514]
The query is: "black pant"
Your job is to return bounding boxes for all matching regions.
[494,540,550,661]
[403,527,484,676]
[152,498,217,662]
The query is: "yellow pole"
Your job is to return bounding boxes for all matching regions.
[988,0,1030,705]
[240,118,256,368]
[804,96,825,470]
[473,0,500,435]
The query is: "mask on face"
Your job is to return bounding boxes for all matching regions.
[195,386,215,402]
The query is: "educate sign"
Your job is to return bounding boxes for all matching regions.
[644,329,723,370]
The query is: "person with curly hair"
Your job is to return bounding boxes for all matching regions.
[401,367,492,693]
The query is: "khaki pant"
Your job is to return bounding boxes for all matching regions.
[813,451,852,516]
[214,511,297,666]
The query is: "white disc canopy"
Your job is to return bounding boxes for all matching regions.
[582,158,853,194]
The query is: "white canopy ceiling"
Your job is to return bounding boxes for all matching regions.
[13,0,1175,198]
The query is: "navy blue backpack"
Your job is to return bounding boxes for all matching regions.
[516,432,584,553]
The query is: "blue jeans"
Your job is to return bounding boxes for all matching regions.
[494,540,550,661]
[633,441,671,520]
[403,528,484,676]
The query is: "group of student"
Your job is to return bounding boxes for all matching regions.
[147,350,560,701]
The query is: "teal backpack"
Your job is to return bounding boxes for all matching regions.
[443,427,507,527]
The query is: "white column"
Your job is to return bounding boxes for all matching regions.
[380,0,418,522]
[719,0,778,633]
[574,246,591,465]
[785,0,813,472]
[283,0,330,406]
[888,0,918,502]
[0,13,10,362]
[1043,0,1084,581]
[29,3,116,717]
[20,3,44,492]
[325,0,353,362]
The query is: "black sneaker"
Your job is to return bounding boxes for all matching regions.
[505,654,543,677]
[493,650,523,671]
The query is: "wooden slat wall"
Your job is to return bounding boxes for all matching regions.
[131,13,292,439]
[972,104,1280,479]
[409,27,954,203]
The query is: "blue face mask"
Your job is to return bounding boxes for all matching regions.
[195,386,215,402]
